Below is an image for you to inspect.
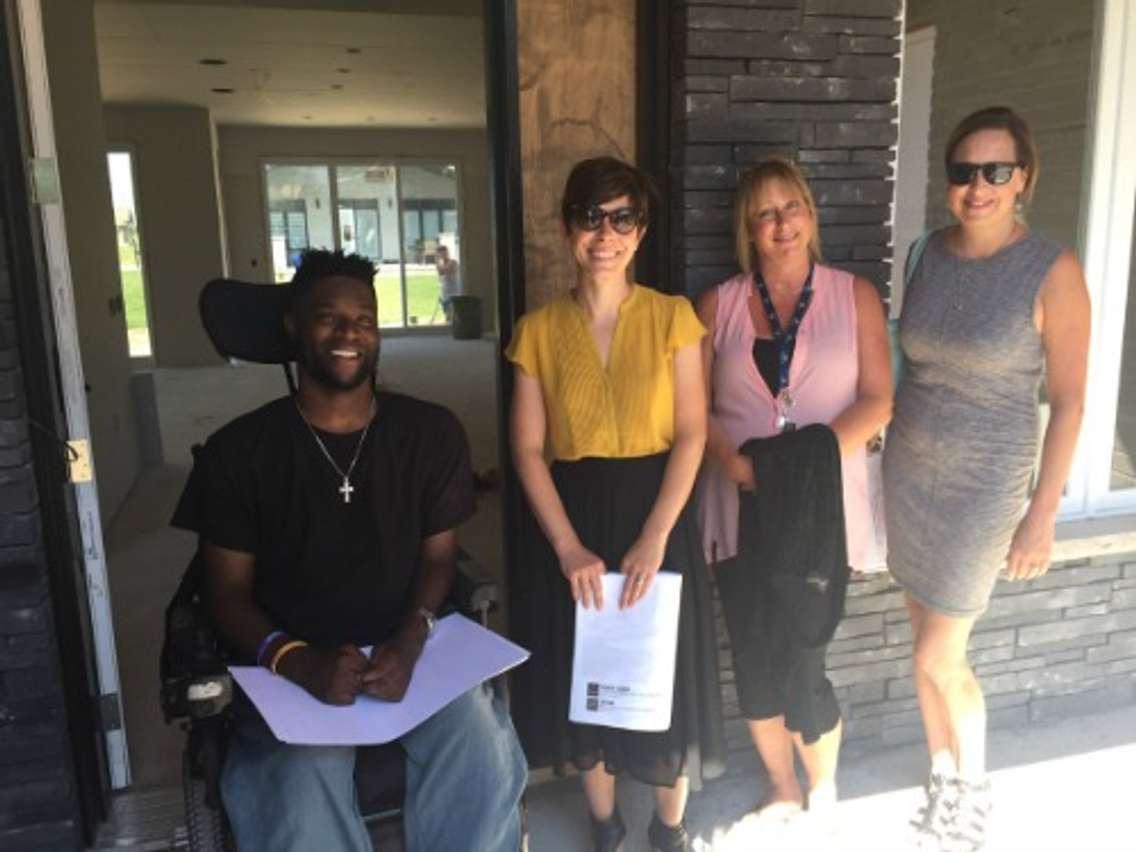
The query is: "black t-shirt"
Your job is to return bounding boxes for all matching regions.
[172,392,475,647]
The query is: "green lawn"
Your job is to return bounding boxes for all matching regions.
[119,268,150,332]
[376,273,446,328]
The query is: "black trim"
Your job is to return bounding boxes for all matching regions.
[482,0,526,643]
[0,1,107,841]
[636,0,674,294]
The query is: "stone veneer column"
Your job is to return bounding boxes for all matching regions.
[673,0,901,296]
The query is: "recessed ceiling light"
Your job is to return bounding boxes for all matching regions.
[336,67,351,74]
[211,87,235,94]
[199,58,227,66]
[346,47,362,54]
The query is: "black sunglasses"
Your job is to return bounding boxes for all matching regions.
[946,161,1022,186]
[567,204,643,235]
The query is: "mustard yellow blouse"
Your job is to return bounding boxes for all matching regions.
[506,284,706,461]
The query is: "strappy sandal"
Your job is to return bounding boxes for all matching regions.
[943,777,991,852]
[590,805,626,852]
[647,812,691,852]
[910,772,959,849]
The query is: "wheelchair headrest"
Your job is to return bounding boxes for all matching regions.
[199,279,295,364]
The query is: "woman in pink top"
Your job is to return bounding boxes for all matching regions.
[696,159,892,819]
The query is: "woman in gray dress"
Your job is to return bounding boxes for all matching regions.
[884,107,1090,850]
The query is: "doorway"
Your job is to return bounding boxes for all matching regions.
[107,148,154,358]
[10,4,523,846]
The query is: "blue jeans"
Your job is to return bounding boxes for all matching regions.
[221,684,527,851]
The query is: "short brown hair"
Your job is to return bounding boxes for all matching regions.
[734,158,822,274]
[560,156,653,232]
[945,106,1039,202]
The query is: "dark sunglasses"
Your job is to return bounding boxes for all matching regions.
[946,161,1022,186]
[567,204,643,235]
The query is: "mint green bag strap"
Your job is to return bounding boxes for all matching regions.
[889,231,933,389]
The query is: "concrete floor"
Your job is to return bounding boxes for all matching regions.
[526,703,1136,851]
[104,336,503,788]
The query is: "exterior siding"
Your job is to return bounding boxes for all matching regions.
[908,0,1096,252]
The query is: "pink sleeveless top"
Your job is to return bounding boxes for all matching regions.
[698,264,871,569]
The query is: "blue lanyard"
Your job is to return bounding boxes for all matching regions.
[753,265,815,396]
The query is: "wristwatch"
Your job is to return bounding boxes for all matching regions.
[416,606,437,639]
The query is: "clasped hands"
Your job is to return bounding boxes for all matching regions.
[276,627,425,706]
[557,531,666,611]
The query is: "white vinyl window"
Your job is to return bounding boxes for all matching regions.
[1065,0,1136,518]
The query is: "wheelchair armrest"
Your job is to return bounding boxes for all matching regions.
[452,549,499,625]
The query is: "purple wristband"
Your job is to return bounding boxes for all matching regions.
[256,630,287,667]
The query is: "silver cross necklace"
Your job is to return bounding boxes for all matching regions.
[294,397,376,504]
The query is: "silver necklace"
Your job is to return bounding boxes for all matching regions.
[293,398,376,504]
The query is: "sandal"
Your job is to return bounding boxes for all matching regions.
[943,777,991,852]
[590,805,626,852]
[647,812,691,852]
[910,772,959,849]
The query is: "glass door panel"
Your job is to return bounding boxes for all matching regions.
[265,164,334,282]
[398,164,460,327]
[335,164,403,327]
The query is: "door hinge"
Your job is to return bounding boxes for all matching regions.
[99,693,123,733]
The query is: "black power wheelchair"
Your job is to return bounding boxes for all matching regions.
[159,279,506,851]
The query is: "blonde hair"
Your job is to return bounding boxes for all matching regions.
[734,158,822,274]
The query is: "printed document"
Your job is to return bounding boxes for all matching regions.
[569,572,682,732]
[229,614,528,745]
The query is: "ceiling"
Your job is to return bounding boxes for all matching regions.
[94,1,486,128]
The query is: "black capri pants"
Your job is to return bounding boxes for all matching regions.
[714,556,842,744]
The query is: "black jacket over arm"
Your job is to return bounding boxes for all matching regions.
[737,423,849,651]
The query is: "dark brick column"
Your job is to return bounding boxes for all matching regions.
[0,252,84,851]
[673,0,901,295]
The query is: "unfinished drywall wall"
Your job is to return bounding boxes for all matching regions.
[41,0,139,522]
[908,0,1095,252]
[104,105,226,367]
[216,125,496,330]
[516,0,637,309]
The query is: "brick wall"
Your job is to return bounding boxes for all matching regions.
[714,553,1136,760]
[674,1,1136,760]
[0,131,84,852]
[674,0,901,296]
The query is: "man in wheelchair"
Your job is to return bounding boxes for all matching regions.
[173,249,527,851]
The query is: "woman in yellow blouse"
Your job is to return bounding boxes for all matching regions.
[508,157,723,852]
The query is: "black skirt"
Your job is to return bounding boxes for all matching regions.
[509,453,725,789]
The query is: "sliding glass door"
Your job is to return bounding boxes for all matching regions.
[263,160,460,329]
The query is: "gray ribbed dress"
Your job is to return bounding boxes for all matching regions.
[883,229,1062,616]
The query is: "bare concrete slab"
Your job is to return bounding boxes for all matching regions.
[526,703,1136,851]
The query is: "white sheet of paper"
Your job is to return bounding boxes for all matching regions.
[569,573,682,732]
[229,614,528,745]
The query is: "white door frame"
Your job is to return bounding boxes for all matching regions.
[892,24,936,317]
[15,0,129,789]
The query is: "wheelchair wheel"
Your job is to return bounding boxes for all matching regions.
[183,749,228,852]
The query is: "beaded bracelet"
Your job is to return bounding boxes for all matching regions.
[256,630,287,668]
[269,640,308,675]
